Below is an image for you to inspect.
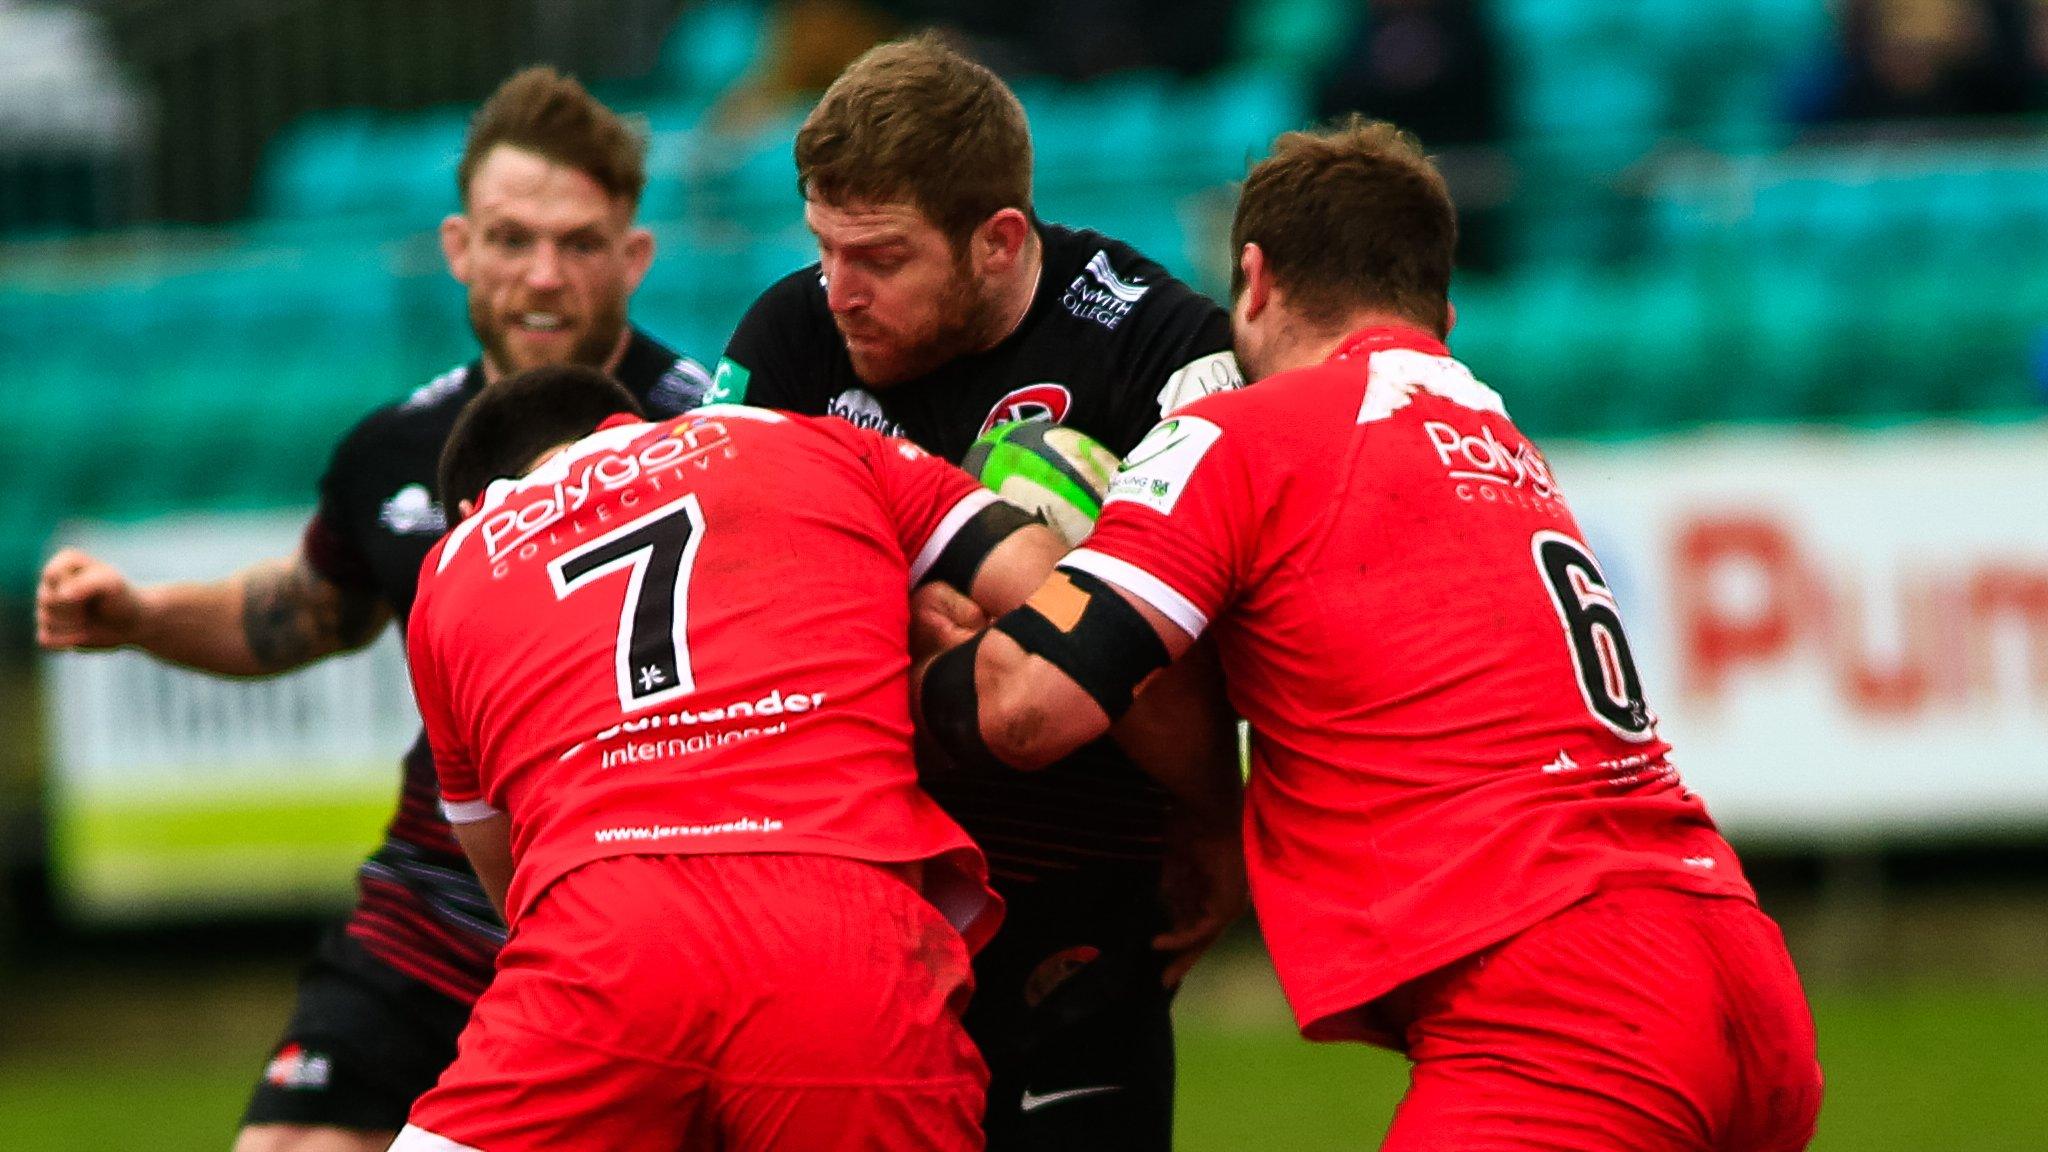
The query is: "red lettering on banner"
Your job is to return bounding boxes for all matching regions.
[1970,569,2048,697]
[1675,516,1800,699]
[1675,515,2048,716]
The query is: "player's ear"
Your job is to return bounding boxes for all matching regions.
[457,497,476,519]
[621,225,655,292]
[440,215,472,283]
[977,208,1033,273]
[1443,299,1457,339]
[1238,243,1271,323]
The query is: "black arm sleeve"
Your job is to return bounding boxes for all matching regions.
[300,419,379,597]
[920,500,1039,592]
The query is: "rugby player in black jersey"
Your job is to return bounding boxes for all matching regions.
[35,68,710,1152]
[712,35,1248,1151]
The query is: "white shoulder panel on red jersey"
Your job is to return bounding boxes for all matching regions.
[1357,348,1507,425]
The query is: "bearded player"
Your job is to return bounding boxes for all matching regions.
[709,36,1245,1149]
[36,69,712,1152]
[916,119,1825,1150]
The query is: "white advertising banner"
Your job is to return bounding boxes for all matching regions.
[42,511,419,921]
[35,425,2048,927]
[1549,424,2048,838]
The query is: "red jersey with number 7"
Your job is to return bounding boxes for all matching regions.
[407,407,1002,950]
[1064,327,1756,1044]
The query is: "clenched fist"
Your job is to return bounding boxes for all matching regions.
[37,548,146,651]
[909,581,987,661]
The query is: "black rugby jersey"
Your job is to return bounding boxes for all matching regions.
[303,327,711,1002]
[717,223,1241,881]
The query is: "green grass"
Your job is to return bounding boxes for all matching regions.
[5,971,2046,1150]
[1172,983,2048,1150]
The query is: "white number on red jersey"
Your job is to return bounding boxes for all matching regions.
[548,494,706,712]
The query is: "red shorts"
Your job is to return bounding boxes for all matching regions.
[1378,886,1822,1152]
[393,852,986,1152]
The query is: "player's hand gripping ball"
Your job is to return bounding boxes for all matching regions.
[962,419,1121,546]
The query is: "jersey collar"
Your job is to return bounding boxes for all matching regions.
[1329,324,1448,364]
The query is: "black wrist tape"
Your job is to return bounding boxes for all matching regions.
[919,632,1013,772]
[992,568,1169,722]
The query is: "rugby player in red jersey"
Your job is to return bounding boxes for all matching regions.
[915,119,1825,1150]
[393,366,1229,1152]
[34,70,713,1152]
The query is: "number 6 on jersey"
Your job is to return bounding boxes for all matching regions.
[1531,529,1656,741]
[548,494,706,711]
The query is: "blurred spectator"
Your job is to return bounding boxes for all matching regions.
[1800,0,2048,127]
[1312,0,1502,148]
[710,0,905,130]
[911,0,1240,79]
[0,0,146,234]
[1311,0,1508,270]
[714,0,1242,134]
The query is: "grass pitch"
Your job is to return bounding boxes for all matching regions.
[4,951,2046,1150]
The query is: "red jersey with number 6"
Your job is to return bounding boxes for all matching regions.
[1064,327,1756,1043]
[407,407,1001,950]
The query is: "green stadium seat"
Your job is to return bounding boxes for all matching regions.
[651,0,765,103]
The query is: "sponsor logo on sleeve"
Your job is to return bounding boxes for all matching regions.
[706,358,750,405]
[1105,416,1223,515]
[978,383,1073,435]
[379,483,448,536]
[1156,350,1244,417]
[1061,250,1151,329]
[264,1044,333,1091]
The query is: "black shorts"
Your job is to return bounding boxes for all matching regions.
[241,927,472,1133]
[969,864,1176,1152]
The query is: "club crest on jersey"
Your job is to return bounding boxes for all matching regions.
[1062,250,1150,329]
[979,383,1073,436]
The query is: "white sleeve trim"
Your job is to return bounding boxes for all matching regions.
[390,1125,487,1152]
[1060,549,1210,639]
[908,489,1003,584]
[440,796,503,825]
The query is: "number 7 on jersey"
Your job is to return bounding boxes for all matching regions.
[548,494,706,712]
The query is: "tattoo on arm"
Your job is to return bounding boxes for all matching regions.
[240,557,387,672]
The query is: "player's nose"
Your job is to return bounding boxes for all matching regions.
[822,262,867,314]
[524,240,567,290]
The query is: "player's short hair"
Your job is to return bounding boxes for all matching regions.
[1230,116,1456,335]
[439,366,645,510]
[457,66,648,209]
[795,32,1034,245]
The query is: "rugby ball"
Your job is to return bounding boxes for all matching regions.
[963,419,1122,546]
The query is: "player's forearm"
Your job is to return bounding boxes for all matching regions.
[972,633,1110,770]
[1110,642,1242,830]
[135,558,385,677]
[451,813,514,920]
[123,574,274,676]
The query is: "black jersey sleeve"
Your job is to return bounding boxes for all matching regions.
[713,270,826,413]
[302,416,382,597]
[1106,280,1243,453]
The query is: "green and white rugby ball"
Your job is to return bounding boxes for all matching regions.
[962,419,1122,546]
